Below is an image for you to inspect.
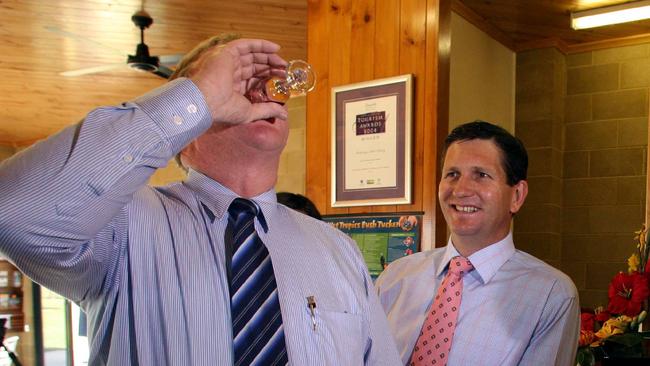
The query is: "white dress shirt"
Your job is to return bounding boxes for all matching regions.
[376,233,579,366]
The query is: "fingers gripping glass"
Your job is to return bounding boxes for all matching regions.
[246,60,316,104]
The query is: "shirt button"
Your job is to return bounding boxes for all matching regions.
[173,115,184,125]
[187,104,198,114]
[123,154,134,163]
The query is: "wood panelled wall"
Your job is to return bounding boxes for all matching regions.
[306,0,451,248]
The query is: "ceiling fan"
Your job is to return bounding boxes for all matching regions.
[53,9,183,79]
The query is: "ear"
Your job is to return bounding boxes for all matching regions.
[509,180,528,214]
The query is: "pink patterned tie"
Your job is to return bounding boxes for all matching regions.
[409,256,474,366]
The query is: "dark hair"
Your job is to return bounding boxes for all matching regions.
[276,192,322,220]
[442,120,528,186]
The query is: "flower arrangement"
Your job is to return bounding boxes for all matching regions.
[577,225,650,365]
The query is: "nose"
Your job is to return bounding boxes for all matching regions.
[452,175,473,198]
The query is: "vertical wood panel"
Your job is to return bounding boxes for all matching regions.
[326,0,353,216]
[424,0,451,248]
[306,0,451,241]
[328,1,353,89]
[350,0,376,83]
[370,0,402,214]
[374,0,401,78]
[348,0,377,215]
[306,0,331,214]
[399,0,428,215]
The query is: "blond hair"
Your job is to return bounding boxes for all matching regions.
[169,33,241,80]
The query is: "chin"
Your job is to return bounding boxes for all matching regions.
[451,228,479,238]
[448,222,483,237]
[248,135,287,153]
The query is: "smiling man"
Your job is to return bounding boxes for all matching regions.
[376,121,579,366]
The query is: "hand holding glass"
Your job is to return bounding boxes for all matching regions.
[246,60,316,104]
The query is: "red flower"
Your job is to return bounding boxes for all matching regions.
[581,312,595,331]
[607,272,650,316]
[595,310,611,323]
[579,330,596,347]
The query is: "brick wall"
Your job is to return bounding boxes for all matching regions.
[513,48,565,270]
[563,45,648,308]
[515,44,649,309]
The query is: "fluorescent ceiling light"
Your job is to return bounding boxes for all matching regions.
[571,0,650,29]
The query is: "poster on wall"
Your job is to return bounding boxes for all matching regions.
[323,213,422,278]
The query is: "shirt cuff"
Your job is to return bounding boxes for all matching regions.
[134,78,213,154]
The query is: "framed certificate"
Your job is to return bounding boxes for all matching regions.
[331,74,413,207]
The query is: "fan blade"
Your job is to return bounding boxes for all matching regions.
[153,65,174,79]
[159,54,184,65]
[60,63,126,77]
[44,26,127,57]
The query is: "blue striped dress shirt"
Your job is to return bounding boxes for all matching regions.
[0,78,401,365]
[376,233,580,366]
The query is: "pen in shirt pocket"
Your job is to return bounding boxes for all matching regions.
[307,295,317,331]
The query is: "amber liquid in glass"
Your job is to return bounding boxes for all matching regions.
[246,60,315,104]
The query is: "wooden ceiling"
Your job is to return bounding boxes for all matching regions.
[456,0,650,52]
[3,0,650,147]
[0,0,307,147]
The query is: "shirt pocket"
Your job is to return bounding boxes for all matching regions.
[309,307,365,365]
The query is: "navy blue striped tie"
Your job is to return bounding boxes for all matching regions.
[227,198,288,366]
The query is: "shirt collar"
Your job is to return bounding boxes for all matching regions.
[183,169,277,229]
[436,232,516,284]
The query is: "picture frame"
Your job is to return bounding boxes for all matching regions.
[322,213,422,278]
[331,74,413,207]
